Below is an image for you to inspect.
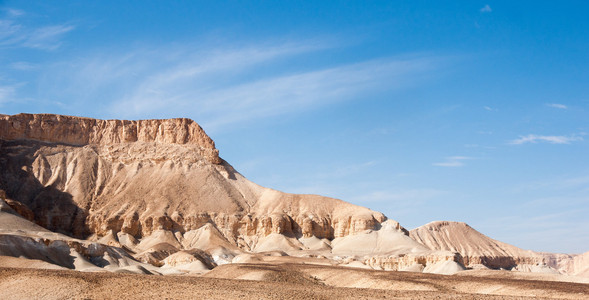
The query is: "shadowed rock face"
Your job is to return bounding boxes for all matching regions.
[0,113,385,249]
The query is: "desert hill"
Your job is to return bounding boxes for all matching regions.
[410,221,541,269]
[410,221,588,277]
[0,113,587,280]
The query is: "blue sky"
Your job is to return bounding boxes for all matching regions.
[1,1,588,254]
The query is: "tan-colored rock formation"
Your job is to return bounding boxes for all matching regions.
[0,197,158,273]
[0,113,220,164]
[408,221,589,276]
[0,113,385,257]
[1,113,586,279]
[410,221,541,269]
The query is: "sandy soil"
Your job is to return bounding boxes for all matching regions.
[1,263,588,300]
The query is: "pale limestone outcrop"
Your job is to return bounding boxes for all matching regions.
[363,251,463,271]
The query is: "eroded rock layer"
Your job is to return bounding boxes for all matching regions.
[1,113,586,277]
[0,113,220,164]
[408,221,589,276]
[0,114,385,252]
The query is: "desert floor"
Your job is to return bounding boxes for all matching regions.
[1,262,588,299]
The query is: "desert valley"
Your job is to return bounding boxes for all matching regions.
[0,113,587,299]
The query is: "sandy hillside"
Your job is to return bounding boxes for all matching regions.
[410,221,587,276]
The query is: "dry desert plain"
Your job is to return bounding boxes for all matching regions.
[1,260,589,299]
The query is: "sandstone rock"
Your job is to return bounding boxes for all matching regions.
[0,113,220,164]
[3,198,35,221]
[4,113,584,278]
[0,113,386,254]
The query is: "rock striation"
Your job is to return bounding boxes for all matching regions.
[1,113,586,277]
[0,113,220,164]
[0,113,385,255]
[408,221,589,275]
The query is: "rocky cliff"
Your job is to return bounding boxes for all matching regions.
[0,113,220,164]
[1,113,585,277]
[0,113,385,255]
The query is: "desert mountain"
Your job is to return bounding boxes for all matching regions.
[0,114,385,240]
[0,113,586,278]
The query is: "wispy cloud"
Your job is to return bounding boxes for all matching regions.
[0,84,19,104]
[9,61,36,70]
[433,156,473,167]
[37,41,444,131]
[3,8,25,17]
[21,24,75,50]
[483,106,497,111]
[183,57,435,129]
[480,5,492,13]
[0,9,75,50]
[546,103,567,109]
[509,134,583,145]
[0,19,21,43]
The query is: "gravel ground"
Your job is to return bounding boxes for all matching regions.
[1,265,588,299]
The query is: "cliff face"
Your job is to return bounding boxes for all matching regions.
[0,113,220,164]
[0,113,385,252]
[2,113,583,276]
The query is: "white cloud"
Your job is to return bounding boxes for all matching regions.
[0,10,75,50]
[5,8,25,17]
[483,106,497,111]
[0,84,18,104]
[0,19,21,44]
[10,61,36,70]
[480,5,492,13]
[186,57,435,130]
[433,156,473,167]
[21,25,75,50]
[40,41,443,131]
[509,134,583,145]
[546,103,567,109]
